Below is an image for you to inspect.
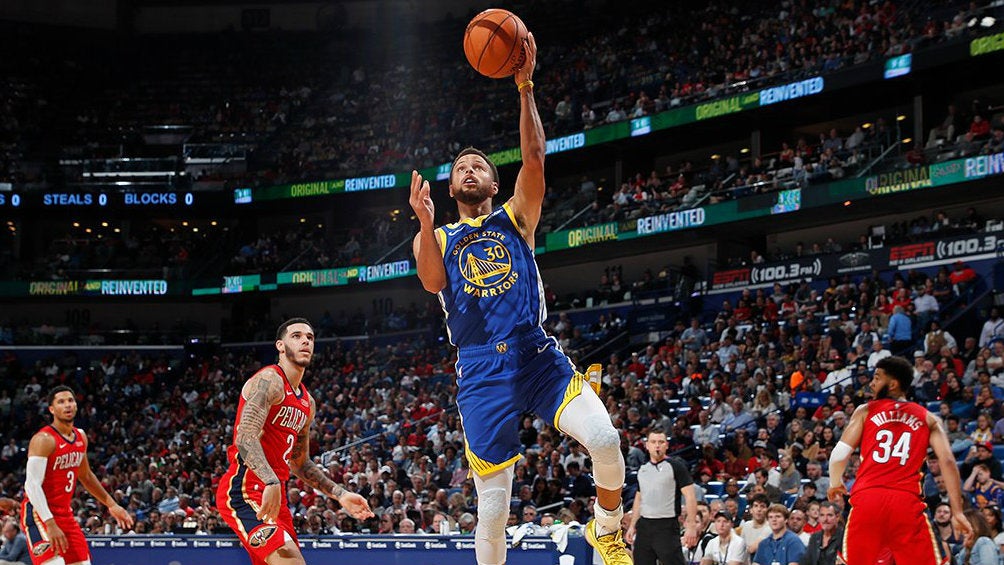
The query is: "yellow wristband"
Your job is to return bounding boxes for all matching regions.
[517,79,534,93]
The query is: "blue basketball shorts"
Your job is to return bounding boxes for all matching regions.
[455,327,586,476]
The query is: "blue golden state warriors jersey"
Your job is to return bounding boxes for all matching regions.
[435,202,546,348]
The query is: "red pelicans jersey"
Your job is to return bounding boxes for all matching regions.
[226,365,311,484]
[852,398,929,496]
[39,425,86,516]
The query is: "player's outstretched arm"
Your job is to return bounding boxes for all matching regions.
[508,32,545,242]
[24,432,66,555]
[77,435,133,531]
[235,371,284,478]
[235,370,286,523]
[827,403,867,501]
[928,411,973,541]
[289,398,373,520]
[410,170,446,293]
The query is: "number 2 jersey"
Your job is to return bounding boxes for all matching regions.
[434,202,546,348]
[853,398,930,496]
[224,364,312,485]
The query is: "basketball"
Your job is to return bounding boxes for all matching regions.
[463,8,528,79]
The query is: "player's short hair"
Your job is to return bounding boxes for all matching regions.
[276,317,313,341]
[451,147,499,183]
[47,385,75,406]
[876,356,914,392]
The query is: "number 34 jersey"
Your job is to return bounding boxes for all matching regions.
[853,398,930,496]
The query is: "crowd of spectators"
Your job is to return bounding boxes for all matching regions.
[0,263,1001,558]
[3,203,417,283]
[225,210,412,277]
[728,208,993,268]
[0,0,993,190]
[259,0,988,185]
[11,222,222,282]
[537,111,909,234]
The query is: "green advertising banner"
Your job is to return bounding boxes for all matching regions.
[971,31,1004,57]
[694,91,761,121]
[545,203,759,251]
[19,279,174,297]
[277,268,352,288]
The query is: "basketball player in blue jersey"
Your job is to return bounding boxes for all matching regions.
[410,33,648,565]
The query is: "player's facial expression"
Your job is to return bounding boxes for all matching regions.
[870,368,891,399]
[279,323,314,367]
[49,391,77,423]
[450,154,498,205]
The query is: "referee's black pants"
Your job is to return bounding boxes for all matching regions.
[633,517,683,565]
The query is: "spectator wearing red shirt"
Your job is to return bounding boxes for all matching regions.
[625,353,647,380]
[950,261,977,286]
[965,114,991,143]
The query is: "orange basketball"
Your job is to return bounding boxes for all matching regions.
[463,9,528,79]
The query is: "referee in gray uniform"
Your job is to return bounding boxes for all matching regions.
[626,428,700,565]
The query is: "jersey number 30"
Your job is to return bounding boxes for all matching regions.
[872,430,911,465]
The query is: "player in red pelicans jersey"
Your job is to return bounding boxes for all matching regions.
[21,386,133,565]
[828,356,972,565]
[216,318,373,565]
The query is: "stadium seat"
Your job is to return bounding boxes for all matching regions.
[706,481,724,495]
[993,445,1004,461]
[926,401,942,412]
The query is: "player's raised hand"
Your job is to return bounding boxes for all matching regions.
[514,32,536,88]
[257,483,281,524]
[338,491,375,520]
[44,518,68,555]
[409,170,434,228]
[109,503,134,530]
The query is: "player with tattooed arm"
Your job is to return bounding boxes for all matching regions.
[216,318,373,565]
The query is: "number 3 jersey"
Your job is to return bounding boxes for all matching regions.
[853,398,930,496]
[434,202,546,348]
[37,425,86,517]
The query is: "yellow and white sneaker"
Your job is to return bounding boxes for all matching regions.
[585,519,633,565]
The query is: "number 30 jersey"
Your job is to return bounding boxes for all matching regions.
[37,425,86,517]
[434,202,546,348]
[853,398,930,496]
